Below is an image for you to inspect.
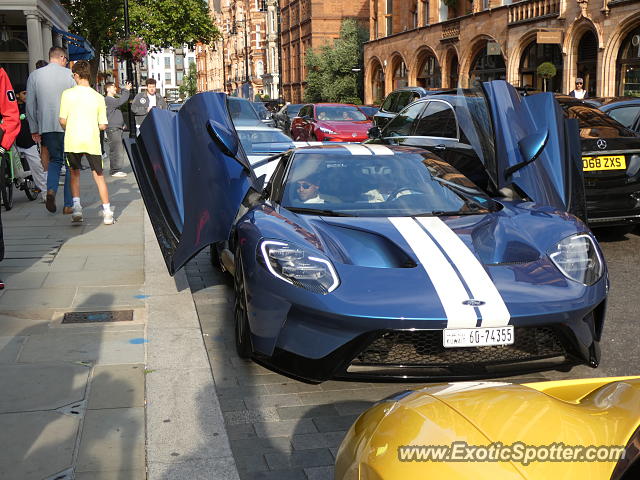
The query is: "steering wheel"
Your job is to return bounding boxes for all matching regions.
[386,186,425,202]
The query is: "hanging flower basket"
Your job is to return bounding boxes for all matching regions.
[112,36,148,63]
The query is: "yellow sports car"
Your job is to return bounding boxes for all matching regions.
[335,377,640,479]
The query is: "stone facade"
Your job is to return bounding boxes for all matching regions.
[280,0,370,103]
[0,2,72,86]
[364,0,640,104]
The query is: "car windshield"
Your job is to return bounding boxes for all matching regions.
[316,106,368,122]
[286,104,303,118]
[238,130,293,153]
[556,98,637,138]
[252,102,271,120]
[228,98,261,123]
[281,150,497,217]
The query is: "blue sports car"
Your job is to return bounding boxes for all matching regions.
[125,81,608,383]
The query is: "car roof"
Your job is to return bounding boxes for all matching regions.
[596,97,640,111]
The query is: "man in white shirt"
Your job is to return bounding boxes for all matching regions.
[569,78,588,99]
[131,78,168,130]
[295,175,340,204]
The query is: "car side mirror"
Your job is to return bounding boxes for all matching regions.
[505,129,549,179]
[368,126,381,139]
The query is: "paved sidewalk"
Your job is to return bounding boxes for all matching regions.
[0,172,145,480]
[0,169,239,480]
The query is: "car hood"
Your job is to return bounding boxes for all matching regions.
[336,377,640,480]
[249,203,596,324]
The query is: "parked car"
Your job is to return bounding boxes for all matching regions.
[555,95,640,230]
[125,85,607,383]
[273,103,303,134]
[336,377,640,479]
[227,96,263,127]
[235,125,321,179]
[290,103,372,142]
[373,86,436,130]
[596,97,640,133]
[251,101,276,127]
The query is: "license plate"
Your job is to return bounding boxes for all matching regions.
[443,326,514,348]
[582,155,626,172]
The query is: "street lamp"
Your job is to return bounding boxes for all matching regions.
[123,0,137,137]
[232,13,251,98]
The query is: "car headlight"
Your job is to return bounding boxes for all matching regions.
[259,240,340,294]
[319,126,337,135]
[548,234,603,285]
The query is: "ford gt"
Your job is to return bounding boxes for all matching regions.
[124,81,608,383]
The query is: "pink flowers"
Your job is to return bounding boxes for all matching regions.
[112,37,148,63]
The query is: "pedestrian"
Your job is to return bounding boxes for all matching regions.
[568,78,588,99]
[35,60,49,172]
[14,84,47,194]
[104,81,131,177]
[59,60,113,225]
[25,46,76,214]
[0,67,21,289]
[131,78,167,131]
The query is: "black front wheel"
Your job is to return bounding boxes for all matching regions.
[233,246,252,359]
[23,177,39,201]
[0,156,14,211]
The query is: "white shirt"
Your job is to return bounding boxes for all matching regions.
[147,94,157,108]
[574,90,586,100]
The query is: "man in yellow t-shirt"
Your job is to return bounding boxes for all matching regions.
[59,60,113,225]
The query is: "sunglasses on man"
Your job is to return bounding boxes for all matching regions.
[297,182,315,189]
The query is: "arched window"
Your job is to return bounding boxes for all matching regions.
[448,52,458,88]
[393,58,407,88]
[469,42,506,85]
[416,52,441,89]
[371,61,385,104]
[256,60,264,77]
[519,41,563,92]
[616,26,640,97]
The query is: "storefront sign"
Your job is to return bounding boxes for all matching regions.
[537,31,563,44]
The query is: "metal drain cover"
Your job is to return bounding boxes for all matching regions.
[62,310,134,324]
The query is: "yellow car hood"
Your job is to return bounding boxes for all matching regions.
[336,377,640,480]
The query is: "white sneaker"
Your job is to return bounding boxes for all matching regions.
[111,171,127,178]
[103,209,114,225]
[71,205,83,222]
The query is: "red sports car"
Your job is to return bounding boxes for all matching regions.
[290,103,373,142]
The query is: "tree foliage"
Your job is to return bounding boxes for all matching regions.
[304,19,369,104]
[179,61,198,99]
[61,0,219,82]
[128,0,220,49]
[536,62,557,79]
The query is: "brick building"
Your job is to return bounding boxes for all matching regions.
[364,0,640,104]
[203,0,268,97]
[280,0,370,103]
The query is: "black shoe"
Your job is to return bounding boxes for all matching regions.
[45,190,56,213]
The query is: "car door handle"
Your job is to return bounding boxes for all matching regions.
[433,144,446,151]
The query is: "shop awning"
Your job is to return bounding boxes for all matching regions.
[52,26,95,61]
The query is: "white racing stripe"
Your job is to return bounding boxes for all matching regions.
[364,144,394,155]
[417,217,511,327]
[342,144,372,155]
[389,217,478,328]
